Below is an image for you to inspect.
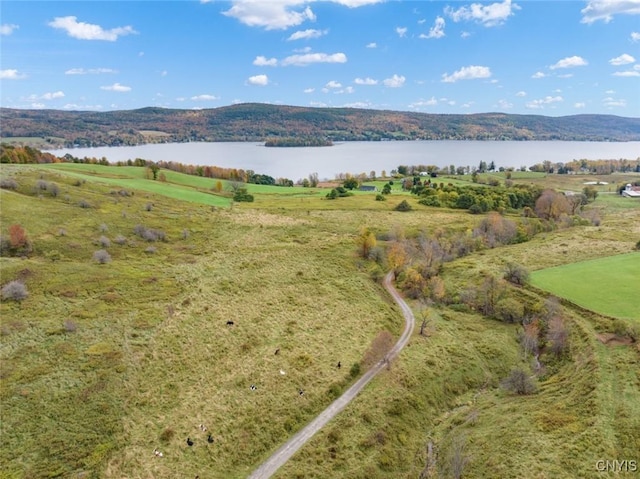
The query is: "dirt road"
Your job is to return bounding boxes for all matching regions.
[247,271,414,479]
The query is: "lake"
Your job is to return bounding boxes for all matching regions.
[48,141,640,181]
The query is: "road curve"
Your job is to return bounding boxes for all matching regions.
[248,271,414,479]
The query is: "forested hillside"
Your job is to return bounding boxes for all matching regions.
[2,103,639,148]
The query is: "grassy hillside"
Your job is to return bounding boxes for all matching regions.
[1,164,638,478]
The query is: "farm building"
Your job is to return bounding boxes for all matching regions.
[359,185,377,192]
[622,184,640,198]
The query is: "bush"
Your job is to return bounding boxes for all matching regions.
[0,178,18,190]
[375,194,386,201]
[233,188,254,202]
[78,199,91,208]
[98,235,111,248]
[114,235,127,245]
[504,262,529,285]
[501,368,537,395]
[1,281,28,302]
[395,200,412,212]
[93,250,111,264]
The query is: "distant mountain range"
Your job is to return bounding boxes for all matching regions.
[2,103,639,148]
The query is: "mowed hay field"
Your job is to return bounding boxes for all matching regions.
[530,252,640,321]
[1,164,639,478]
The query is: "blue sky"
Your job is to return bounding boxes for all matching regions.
[1,0,639,116]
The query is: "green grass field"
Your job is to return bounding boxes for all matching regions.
[1,163,639,478]
[530,252,640,321]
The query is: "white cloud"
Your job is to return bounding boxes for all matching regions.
[383,74,406,87]
[461,31,471,38]
[0,69,27,80]
[65,67,116,75]
[332,0,384,6]
[442,65,491,82]
[603,96,627,107]
[343,101,373,108]
[247,74,269,86]
[325,80,342,88]
[48,16,137,41]
[280,52,347,66]
[581,0,640,24]
[632,32,640,42]
[0,24,19,35]
[303,88,315,93]
[557,73,574,78]
[41,91,65,100]
[445,0,520,27]
[287,28,327,40]
[191,94,219,100]
[253,56,278,66]
[222,1,316,30]
[409,97,439,109]
[354,77,378,85]
[531,71,546,79]
[516,91,527,97]
[396,26,407,37]
[100,83,131,92]
[525,95,563,109]
[497,99,513,109]
[609,53,636,65]
[366,42,377,48]
[574,102,586,108]
[613,70,640,76]
[550,55,588,69]
[420,16,445,39]
[343,86,354,93]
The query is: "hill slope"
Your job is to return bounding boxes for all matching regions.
[2,103,640,148]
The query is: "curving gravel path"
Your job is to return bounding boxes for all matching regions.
[248,271,414,479]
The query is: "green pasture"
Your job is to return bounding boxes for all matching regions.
[530,252,640,321]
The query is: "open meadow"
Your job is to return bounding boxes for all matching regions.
[1,163,639,478]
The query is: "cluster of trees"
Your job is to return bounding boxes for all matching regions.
[529,158,640,174]
[0,144,58,164]
[264,137,332,147]
[411,180,542,214]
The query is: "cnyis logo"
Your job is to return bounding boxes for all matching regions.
[595,460,637,472]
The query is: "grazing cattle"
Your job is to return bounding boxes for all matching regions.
[337,361,341,369]
[199,424,207,432]
[298,389,304,396]
[187,437,194,446]
[153,448,163,457]
[207,434,214,444]
[250,384,257,391]
[226,320,234,326]
[274,348,280,355]
[280,369,286,375]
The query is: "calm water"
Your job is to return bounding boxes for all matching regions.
[49,141,640,181]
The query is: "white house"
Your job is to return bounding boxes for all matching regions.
[622,184,640,198]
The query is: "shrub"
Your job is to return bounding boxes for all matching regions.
[504,262,529,285]
[35,179,48,191]
[145,202,153,211]
[145,246,157,254]
[78,199,91,208]
[93,250,111,264]
[49,182,60,197]
[349,362,361,378]
[99,223,109,233]
[1,281,28,302]
[375,194,386,201]
[98,236,111,248]
[233,188,254,202]
[0,178,18,190]
[501,368,537,395]
[63,319,78,333]
[395,200,412,212]
[114,235,127,245]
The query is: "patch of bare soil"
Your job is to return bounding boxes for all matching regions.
[596,332,633,346]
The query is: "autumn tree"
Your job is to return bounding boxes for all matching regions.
[387,241,408,273]
[547,315,569,357]
[535,189,571,221]
[356,227,377,259]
